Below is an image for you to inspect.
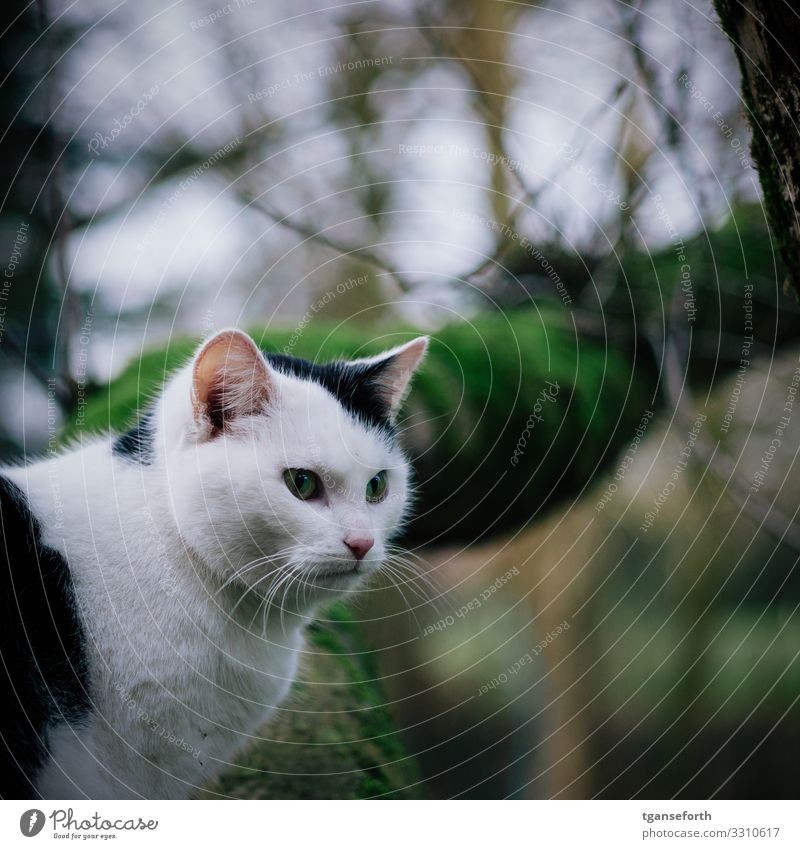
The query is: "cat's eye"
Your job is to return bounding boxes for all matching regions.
[366,471,388,503]
[284,469,321,501]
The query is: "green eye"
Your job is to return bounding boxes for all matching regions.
[366,471,388,503]
[284,469,321,500]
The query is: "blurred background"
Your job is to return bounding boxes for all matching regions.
[1,0,798,798]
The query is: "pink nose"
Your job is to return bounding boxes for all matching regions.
[345,534,374,561]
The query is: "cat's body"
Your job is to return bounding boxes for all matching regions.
[0,329,427,799]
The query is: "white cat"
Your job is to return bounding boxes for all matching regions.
[0,328,427,799]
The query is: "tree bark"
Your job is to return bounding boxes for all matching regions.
[714,1,800,298]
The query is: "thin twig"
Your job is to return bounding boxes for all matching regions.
[242,191,411,293]
[462,79,630,287]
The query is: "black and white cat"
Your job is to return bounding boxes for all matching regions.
[0,328,427,799]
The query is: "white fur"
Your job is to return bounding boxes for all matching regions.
[2,331,425,799]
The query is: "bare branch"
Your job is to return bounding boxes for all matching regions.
[242,191,411,294]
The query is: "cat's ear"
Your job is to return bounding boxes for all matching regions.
[353,336,428,422]
[191,329,272,437]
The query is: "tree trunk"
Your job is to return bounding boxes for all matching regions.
[714,1,800,298]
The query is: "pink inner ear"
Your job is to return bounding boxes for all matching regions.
[192,331,270,433]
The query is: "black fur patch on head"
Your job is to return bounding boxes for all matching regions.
[0,476,90,799]
[113,410,154,464]
[266,352,397,436]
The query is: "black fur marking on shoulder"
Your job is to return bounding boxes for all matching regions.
[0,476,90,799]
[112,410,154,465]
[266,353,397,436]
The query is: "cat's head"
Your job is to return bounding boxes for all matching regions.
[162,328,427,619]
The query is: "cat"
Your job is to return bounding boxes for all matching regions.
[0,328,427,800]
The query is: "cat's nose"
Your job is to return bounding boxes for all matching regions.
[344,534,374,561]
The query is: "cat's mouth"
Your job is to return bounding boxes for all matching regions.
[311,564,360,584]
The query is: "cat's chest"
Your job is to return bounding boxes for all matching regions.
[130,618,301,719]
[91,587,303,738]
[105,622,302,780]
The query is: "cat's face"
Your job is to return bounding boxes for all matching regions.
[165,329,427,619]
